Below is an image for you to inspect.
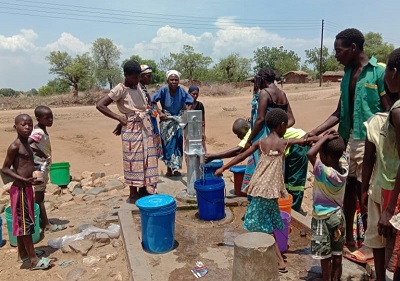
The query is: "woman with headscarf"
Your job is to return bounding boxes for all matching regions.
[241,68,295,191]
[151,70,194,177]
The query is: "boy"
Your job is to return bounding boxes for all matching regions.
[306,132,348,281]
[29,105,66,233]
[2,114,55,270]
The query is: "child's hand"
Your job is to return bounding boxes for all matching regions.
[304,135,319,145]
[159,113,168,121]
[323,132,339,140]
[323,129,338,136]
[214,167,224,177]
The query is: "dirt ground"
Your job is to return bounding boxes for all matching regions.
[0,83,340,280]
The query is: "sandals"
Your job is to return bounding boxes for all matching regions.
[343,246,374,264]
[278,267,288,273]
[31,257,57,270]
[45,224,67,234]
[18,249,45,263]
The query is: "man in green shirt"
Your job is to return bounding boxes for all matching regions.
[306,28,391,250]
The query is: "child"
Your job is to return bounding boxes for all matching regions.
[215,108,316,273]
[2,114,55,270]
[29,105,66,233]
[306,132,348,281]
[188,85,206,153]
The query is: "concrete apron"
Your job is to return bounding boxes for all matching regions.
[118,176,370,281]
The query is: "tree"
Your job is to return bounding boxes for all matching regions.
[304,46,341,77]
[364,32,395,63]
[47,78,71,93]
[0,88,17,97]
[163,45,213,80]
[253,46,300,75]
[214,53,252,82]
[91,38,122,89]
[47,51,92,96]
[122,55,164,84]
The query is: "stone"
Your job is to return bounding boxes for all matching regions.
[93,172,106,179]
[69,239,93,256]
[0,203,5,214]
[60,194,73,202]
[87,187,106,195]
[73,194,85,202]
[60,201,76,208]
[61,245,72,253]
[232,232,279,281]
[46,183,61,195]
[341,258,369,280]
[72,187,84,196]
[68,181,81,193]
[81,171,94,180]
[80,177,93,187]
[61,187,71,194]
[66,267,87,281]
[104,179,124,192]
[111,240,122,248]
[105,253,118,262]
[82,194,96,202]
[95,232,110,244]
[82,185,93,192]
[93,177,108,187]
[82,255,101,266]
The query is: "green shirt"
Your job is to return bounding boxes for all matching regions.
[338,56,386,142]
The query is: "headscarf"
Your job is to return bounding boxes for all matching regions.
[188,85,199,93]
[141,65,152,74]
[166,70,181,79]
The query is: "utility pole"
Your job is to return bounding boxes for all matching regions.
[319,19,324,87]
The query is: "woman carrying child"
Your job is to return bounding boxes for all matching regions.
[216,108,316,273]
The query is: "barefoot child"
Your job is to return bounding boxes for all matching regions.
[2,114,55,270]
[306,132,348,281]
[215,108,316,273]
[29,105,66,233]
[188,85,206,153]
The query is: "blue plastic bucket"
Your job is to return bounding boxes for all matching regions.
[5,203,41,246]
[273,211,291,253]
[204,159,223,178]
[194,178,225,221]
[136,194,176,254]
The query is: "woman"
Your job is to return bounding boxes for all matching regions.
[242,68,295,190]
[151,70,194,177]
[96,60,158,203]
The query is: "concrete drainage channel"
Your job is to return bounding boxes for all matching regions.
[118,193,371,281]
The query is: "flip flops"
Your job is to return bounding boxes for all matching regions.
[18,249,45,263]
[31,257,56,270]
[343,248,374,264]
[278,267,288,273]
[45,224,67,234]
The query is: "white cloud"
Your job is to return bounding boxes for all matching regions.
[0,29,38,52]
[44,32,90,54]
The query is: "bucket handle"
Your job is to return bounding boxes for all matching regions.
[196,188,226,205]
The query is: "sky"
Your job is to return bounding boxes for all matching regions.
[0,0,399,91]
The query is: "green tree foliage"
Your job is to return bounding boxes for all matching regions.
[163,45,213,80]
[47,51,92,96]
[364,32,395,63]
[214,53,251,82]
[305,46,341,77]
[26,88,38,96]
[47,78,71,93]
[38,85,53,96]
[122,55,164,84]
[91,38,122,89]
[0,88,18,97]
[253,46,300,75]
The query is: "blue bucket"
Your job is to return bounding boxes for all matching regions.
[136,194,176,254]
[273,211,291,253]
[194,178,225,221]
[204,159,223,178]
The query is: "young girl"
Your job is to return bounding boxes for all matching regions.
[216,108,316,273]
[188,85,206,153]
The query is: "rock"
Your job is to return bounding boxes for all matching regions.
[82,255,101,266]
[69,239,93,256]
[81,171,94,180]
[73,194,85,202]
[93,172,106,179]
[60,201,76,208]
[82,194,96,202]
[61,187,71,194]
[105,253,118,262]
[60,194,73,202]
[341,258,369,280]
[61,245,72,253]
[95,232,110,244]
[104,163,112,166]
[66,267,87,281]
[80,177,93,187]
[82,185,93,192]
[112,240,122,248]
[68,181,81,193]
[72,187,84,196]
[46,183,61,195]
[0,203,5,214]
[109,272,123,281]
[104,179,124,192]
[87,187,106,195]
[93,177,108,187]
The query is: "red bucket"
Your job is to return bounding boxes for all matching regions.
[229,165,247,197]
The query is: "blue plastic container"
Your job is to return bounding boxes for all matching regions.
[204,159,223,178]
[136,194,176,254]
[273,211,291,253]
[194,178,225,221]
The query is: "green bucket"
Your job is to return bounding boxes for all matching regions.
[5,203,41,246]
[50,162,71,186]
